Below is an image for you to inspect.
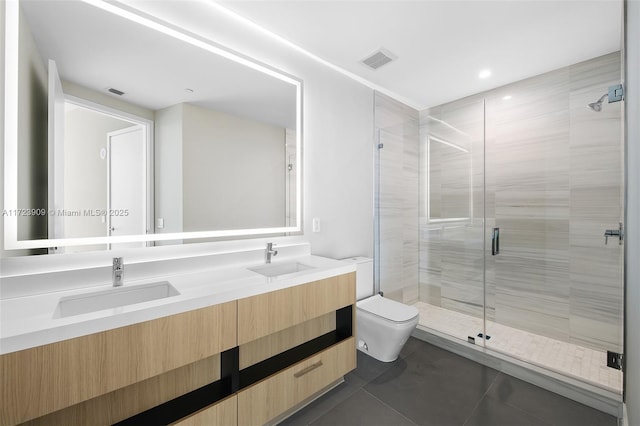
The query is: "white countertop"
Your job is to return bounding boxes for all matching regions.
[0,255,356,355]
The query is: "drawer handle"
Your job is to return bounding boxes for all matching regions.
[294,360,323,378]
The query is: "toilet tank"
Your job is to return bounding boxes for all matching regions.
[342,257,374,301]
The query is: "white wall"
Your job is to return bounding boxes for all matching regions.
[155,103,291,237]
[154,103,184,240]
[63,106,132,251]
[304,77,374,259]
[624,0,640,422]
[182,103,286,231]
[121,1,375,260]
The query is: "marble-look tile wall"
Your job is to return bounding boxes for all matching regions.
[566,54,623,352]
[375,92,420,304]
[419,52,623,353]
[419,98,486,319]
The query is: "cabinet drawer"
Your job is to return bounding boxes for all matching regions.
[239,312,336,369]
[0,301,237,426]
[238,272,355,345]
[21,355,221,426]
[171,395,237,426]
[237,337,355,426]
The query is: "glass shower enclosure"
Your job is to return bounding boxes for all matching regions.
[375,51,624,401]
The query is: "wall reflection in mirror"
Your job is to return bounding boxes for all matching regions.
[6,0,301,254]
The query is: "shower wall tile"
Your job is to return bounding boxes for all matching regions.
[569,246,623,351]
[568,53,623,352]
[418,52,622,353]
[419,98,486,321]
[402,112,420,304]
[441,237,485,318]
[568,51,621,91]
[376,92,419,304]
[419,225,443,306]
[379,129,405,298]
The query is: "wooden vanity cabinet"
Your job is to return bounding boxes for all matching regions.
[237,272,357,425]
[237,273,356,344]
[238,338,355,426]
[0,302,237,426]
[1,272,356,426]
[171,395,237,426]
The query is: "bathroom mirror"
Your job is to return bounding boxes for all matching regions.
[3,0,302,252]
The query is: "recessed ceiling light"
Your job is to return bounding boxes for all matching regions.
[502,95,512,100]
[184,88,194,93]
[478,69,492,79]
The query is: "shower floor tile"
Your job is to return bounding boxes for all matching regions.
[413,301,622,393]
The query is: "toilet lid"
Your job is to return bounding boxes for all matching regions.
[357,294,419,322]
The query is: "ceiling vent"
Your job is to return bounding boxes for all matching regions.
[108,87,125,96]
[361,48,396,70]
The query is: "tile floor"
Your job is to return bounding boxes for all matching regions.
[279,338,618,426]
[414,302,623,392]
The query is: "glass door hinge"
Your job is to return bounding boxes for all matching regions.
[607,351,623,370]
[608,84,624,103]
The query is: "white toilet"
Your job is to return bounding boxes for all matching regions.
[346,257,419,362]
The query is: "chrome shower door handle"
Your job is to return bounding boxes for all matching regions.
[492,227,500,255]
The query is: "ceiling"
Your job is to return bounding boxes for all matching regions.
[218,0,623,109]
[20,0,298,128]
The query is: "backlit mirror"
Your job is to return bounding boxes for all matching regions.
[4,0,302,253]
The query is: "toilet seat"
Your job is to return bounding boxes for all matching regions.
[357,294,419,323]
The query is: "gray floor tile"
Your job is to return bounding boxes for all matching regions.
[364,343,500,425]
[399,337,430,359]
[485,373,618,426]
[279,381,361,426]
[280,339,619,426]
[463,394,553,426]
[345,350,398,386]
[310,389,417,426]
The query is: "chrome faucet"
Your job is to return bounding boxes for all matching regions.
[112,257,124,287]
[265,243,278,263]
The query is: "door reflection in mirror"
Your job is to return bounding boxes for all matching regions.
[58,98,152,253]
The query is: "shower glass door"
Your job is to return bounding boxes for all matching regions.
[416,52,624,396]
[374,93,421,305]
[483,53,624,394]
[418,97,486,346]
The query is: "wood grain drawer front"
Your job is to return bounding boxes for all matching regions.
[171,395,237,426]
[237,337,356,426]
[21,355,221,426]
[0,301,237,426]
[237,272,355,345]
[239,312,336,369]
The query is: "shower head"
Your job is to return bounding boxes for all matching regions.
[588,93,608,112]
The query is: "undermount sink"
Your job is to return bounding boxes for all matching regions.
[54,281,180,318]
[248,261,316,278]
